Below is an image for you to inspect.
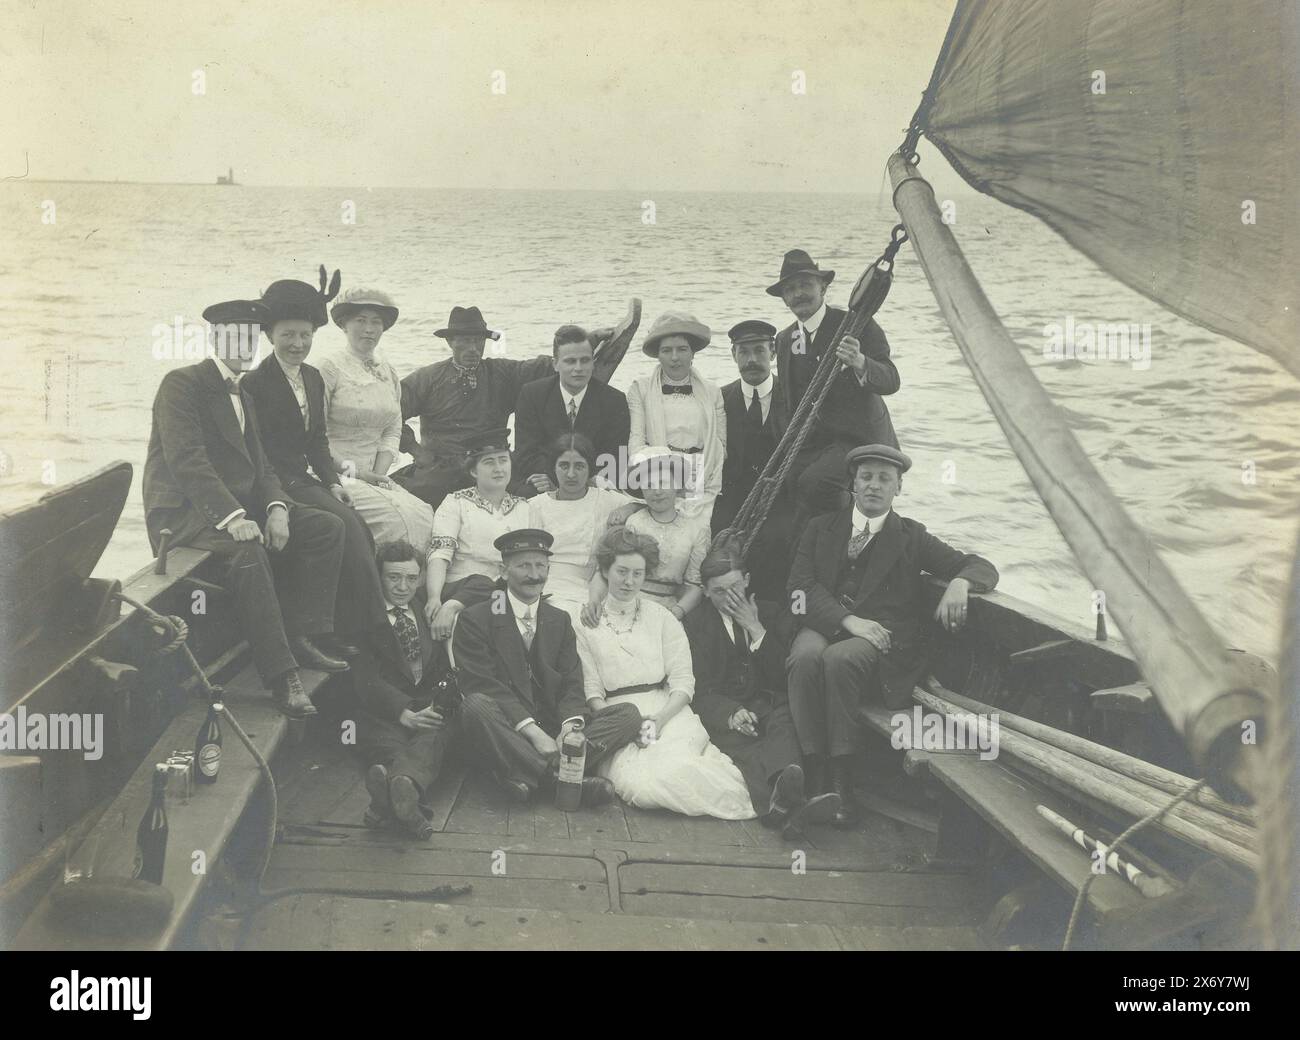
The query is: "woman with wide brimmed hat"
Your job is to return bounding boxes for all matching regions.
[241,267,390,656]
[317,287,435,553]
[626,311,726,522]
[584,448,709,625]
[423,427,532,641]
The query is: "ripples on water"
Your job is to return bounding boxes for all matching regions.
[0,183,1295,658]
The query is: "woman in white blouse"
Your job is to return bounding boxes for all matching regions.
[319,288,434,552]
[424,427,529,638]
[625,311,726,521]
[526,431,639,619]
[575,528,753,819]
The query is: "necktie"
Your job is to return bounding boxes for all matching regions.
[224,377,241,395]
[746,387,763,432]
[731,621,750,656]
[847,526,873,561]
[661,384,693,395]
[567,399,578,429]
[521,607,535,651]
[392,607,420,663]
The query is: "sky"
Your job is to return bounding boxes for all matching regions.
[1,0,966,193]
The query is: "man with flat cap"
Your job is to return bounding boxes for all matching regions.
[711,319,793,599]
[786,444,997,824]
[453,528,644,807]
[766,248,901,537]
[142,299,347,718]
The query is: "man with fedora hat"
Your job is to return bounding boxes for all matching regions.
[453,528,643,807]
[142,298,348,718]
[711,319,794,599]
[767,248,901,537]
[394,306,558,510]
[786,443,997,824]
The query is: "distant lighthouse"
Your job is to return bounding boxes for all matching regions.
[216,166,236,185]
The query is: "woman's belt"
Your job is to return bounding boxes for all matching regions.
[666,445,703,454]
[605,677,669,697]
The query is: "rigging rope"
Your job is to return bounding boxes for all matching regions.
[712,225,908,558]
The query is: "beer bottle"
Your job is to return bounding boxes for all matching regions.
[133,763,169,884]
[554,721,587,811]
[195,701,223,784]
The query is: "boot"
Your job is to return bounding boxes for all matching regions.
[829,756,859,827]
[389,774,434,841]
[291,635,349,673]
[762,764,806,831]
[803,755,828,797]
[273,669,318,718]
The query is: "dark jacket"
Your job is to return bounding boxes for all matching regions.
[351,605,440,723]
[142,358,288,539]
[511,375,631,494]
[683,599,793,735]
[241,355,339,491]
[452,593,587,734]
[714,376,790,519]
[774,307,898,448]
[787,508,998,706]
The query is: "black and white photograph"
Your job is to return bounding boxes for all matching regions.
[0,0,1296,975]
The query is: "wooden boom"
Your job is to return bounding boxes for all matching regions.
[888,151,1269,804]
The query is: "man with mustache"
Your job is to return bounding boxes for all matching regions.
[453,529,643,806]
[767,249,901,537]
[711,320,793,599]
[394,306,555,511]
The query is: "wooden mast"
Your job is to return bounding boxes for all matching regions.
[887,151,1269,804]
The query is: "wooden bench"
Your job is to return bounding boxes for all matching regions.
[856,697,1226,949]
[11,665,331,950]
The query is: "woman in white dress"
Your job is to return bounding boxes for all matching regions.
[424,427,530,638]
[526,432,639,619]
[319,288,435,552]
[625,311,726,521]
[575,527,754,820]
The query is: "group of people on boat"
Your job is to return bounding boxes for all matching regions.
[141,247,997,842]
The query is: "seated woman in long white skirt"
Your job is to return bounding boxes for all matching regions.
[574,527,753,820]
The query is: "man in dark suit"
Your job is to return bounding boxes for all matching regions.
[711,319,793,600]
[142,299,347,718]
[786,444,998,824]
[242,276,388,647]
[511,325,631,497]
[686,545,840,838]
[453,529,643,807]
[354,540,455,840]
[767,249,901,536]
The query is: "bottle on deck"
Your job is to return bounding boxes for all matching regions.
[555,721,587,811]
[195,701,223,784]
[134,763,170,884]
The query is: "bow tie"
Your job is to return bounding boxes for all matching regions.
[362,357,382,374]
[661,384,693,395]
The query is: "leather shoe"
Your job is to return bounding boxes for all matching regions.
[389,774,434,840]
[762,763,806,831]
[291,636,350,673]
[493,772,533,805]
[579,776,616,808]
[782,792,842,840]
[273,670,318,718]
[332,640,363,658]
[364,764,391,826]
[830,758,859,827]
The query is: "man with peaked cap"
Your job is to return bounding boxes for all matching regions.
[394,306,557,510]
[767,248,901,538]
[453,528,644,807]
[711,319,794,599]
[142,298,347,718]
[786,444,997,824]
[243,271,390,655]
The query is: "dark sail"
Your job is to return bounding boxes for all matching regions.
[915,0,1299,377]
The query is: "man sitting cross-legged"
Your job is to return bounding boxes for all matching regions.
[355,539,456,840]
[684,544,840,838]
[453,529,644,808]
